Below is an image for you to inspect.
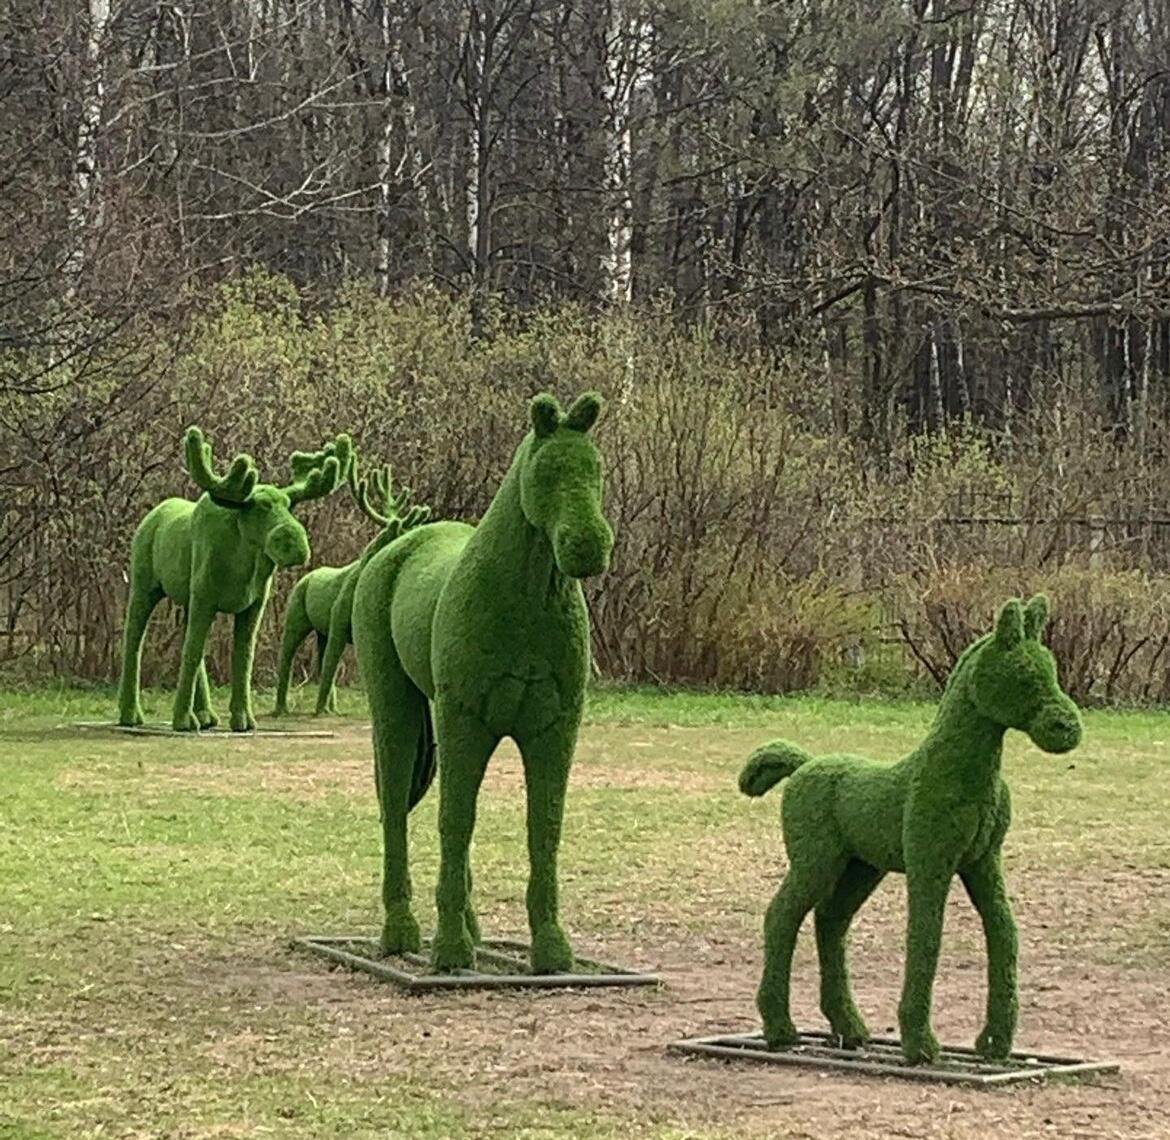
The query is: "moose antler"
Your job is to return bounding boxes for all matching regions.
[281,432,354,506]
[349,457,430,536]
[183,426,258,506]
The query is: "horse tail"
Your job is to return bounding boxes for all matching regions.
[738,740,813,797]
[408,700,438,810]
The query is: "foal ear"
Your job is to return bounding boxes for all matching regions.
[530,393,563,438]
[994,598,1025,649]
[1024,593,1049,641]
[564,391,603,433]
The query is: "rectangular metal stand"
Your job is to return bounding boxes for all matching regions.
[293,935,661,992]
[74,721,335,738]
[669,1030,1119,1087]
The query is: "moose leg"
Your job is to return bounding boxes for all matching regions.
[757,855,845,1048]
[272,594,311,716]
[315,617,348,717]
[173,604,215,732]
[815,860,885,1046]
[961,853,1018,1059]
[229,600,264,731]
[117,583,163,727]
[431,698,495,971]
[898,867,953,1063]
[516,720,578,973]
[194,661,218,728]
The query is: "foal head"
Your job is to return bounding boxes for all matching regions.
[967,594,1082,754]
[518,392,613,579]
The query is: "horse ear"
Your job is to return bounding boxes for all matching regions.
[994,598,1025,649]
[1024,593,1049,641]
[530,393,562,438]
[564,392,603,433]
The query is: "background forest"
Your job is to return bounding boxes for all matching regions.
[3,0,1170,703]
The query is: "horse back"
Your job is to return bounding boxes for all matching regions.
[354,520,473,699]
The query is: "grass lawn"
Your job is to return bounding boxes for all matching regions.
[2,683,1168,1138]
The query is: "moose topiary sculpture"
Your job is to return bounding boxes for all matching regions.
[351,391,612,974]
[274,460,430,718]
[117,426,352,732]
[739,594,1082,1064]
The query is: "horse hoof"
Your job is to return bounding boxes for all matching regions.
[380,909,421,956]
[530,925,573,973]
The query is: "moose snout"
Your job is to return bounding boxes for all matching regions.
[553,518,613,579]
[267,522,311,568]
[1028,701,1082,755]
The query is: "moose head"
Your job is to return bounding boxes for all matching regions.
[184,427,354,568]
[349,456,431,540]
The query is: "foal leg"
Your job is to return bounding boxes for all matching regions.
[815,860,885,1046]
[758,854,845,1048]
[961,853,1018,1059]
[898,866,953,1063]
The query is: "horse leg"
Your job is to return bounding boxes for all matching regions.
[815,859,885,1046]
[173,603,215,732]
[117,582,162,727]
[898,866,953,1063]
[516,719,578,973]
[431,697,495,971]
[194,660,218,728]
[961,853,1018,1059]
[758,855,845,1048]
[229,600,265,731]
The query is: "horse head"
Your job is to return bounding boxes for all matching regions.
[968,594,1082,754]
[518,392,613,579]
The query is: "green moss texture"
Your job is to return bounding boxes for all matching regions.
[739,594,1083,1063]
[117,427,352,732]
[351,392,612,973]
[274,460,430,717]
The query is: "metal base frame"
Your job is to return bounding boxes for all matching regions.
[293,935,661,992]
[669,1030,1120,1087]
[74,721,335,738]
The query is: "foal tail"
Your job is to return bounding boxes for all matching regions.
[738,740,813,797]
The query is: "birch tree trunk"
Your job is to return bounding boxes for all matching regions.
[64,0,111,296]
[600,2,641,306]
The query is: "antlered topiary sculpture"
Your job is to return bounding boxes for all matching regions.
[117,427,352,732]
[351,392,613,974]
[274,460,430,717]
[739,595,1082,1063]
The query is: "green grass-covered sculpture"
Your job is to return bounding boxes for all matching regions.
[117,427,352,732]
[739,595,1082,1063]
[274,460,430,717]
[351,392,612,973]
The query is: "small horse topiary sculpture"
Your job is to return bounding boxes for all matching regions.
[351,391,612,974]
[739,595,1082,1064]
[117,427,352,732]
[273,460,429,717]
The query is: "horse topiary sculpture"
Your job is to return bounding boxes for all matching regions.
[351,391,612,974]
[274,460,430,717]
[117,427,352,732]
[739,594,1082,1064]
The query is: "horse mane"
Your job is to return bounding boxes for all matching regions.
[942,632,991,695]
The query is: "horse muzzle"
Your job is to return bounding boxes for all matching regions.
[1027,700,1082,755]
[553,519,613,579]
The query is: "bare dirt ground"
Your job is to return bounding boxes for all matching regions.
[7,708,1170,1138]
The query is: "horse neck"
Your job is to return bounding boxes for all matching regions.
[914,646,1007,793]
[466,458,570,606]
